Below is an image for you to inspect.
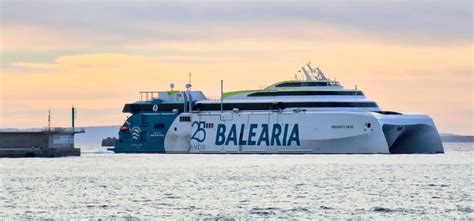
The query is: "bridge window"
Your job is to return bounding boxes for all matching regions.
[248,91,364,97]
[275,82,340,87]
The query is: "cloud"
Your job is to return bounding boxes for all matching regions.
[0,0,472,133]
[1,39,472,134]
[2,0,472,67]
[1,0,472,47]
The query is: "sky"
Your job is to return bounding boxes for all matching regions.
[0,0,473,135]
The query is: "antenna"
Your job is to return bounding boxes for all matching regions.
[48,108,51,132]
[186,72,192,91]
[220,80,224,113]
[72,105,76,130]
[306,62,315,72]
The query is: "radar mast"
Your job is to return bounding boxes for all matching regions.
[301,62,329,81]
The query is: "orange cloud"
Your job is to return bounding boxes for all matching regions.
[1,39,472,134]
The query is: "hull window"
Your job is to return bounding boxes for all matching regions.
[180,116,191,122]
[248,91,364,97]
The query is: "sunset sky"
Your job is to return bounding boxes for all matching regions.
[0,0,472,134]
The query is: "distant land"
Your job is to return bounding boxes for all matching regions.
[2,126,471,145]
[71,126,474,145]
[439,133,474,143]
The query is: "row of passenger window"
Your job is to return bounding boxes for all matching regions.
[180,116,191,122]
[154,116,192,131]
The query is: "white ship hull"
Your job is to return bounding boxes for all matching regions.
[164,111,443,154]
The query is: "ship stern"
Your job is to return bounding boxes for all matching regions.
[374,112,444,154]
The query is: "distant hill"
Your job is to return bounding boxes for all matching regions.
[440,134,474,142]
[75,126,119,145]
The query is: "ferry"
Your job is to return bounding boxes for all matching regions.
[110,64,444,154]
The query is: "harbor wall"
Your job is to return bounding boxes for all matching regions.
[0,128,83,157]
[0,132,49,148]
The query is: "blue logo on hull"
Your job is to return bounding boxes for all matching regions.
[191,122,300,146]
[215,124,300,146]
[191,121,206,143]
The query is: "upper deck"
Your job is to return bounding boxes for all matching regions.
[122,63,379,113]
[222,64,363,101]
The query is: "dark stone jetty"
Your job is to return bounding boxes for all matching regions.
[0,127,85,158]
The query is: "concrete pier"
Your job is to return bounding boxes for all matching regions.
[0,127,85,158]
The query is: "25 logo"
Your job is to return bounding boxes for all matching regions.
[191,121,206,143]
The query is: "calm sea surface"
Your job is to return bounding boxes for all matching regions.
[0,143,473,219]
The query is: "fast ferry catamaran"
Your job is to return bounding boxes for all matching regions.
[111,64,444,154]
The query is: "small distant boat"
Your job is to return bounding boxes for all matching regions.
[109,63,443,154]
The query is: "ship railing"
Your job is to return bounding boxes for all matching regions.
[207,96,323,101]
[139,91,160,101]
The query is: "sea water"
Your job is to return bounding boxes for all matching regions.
[0,143,472,219]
